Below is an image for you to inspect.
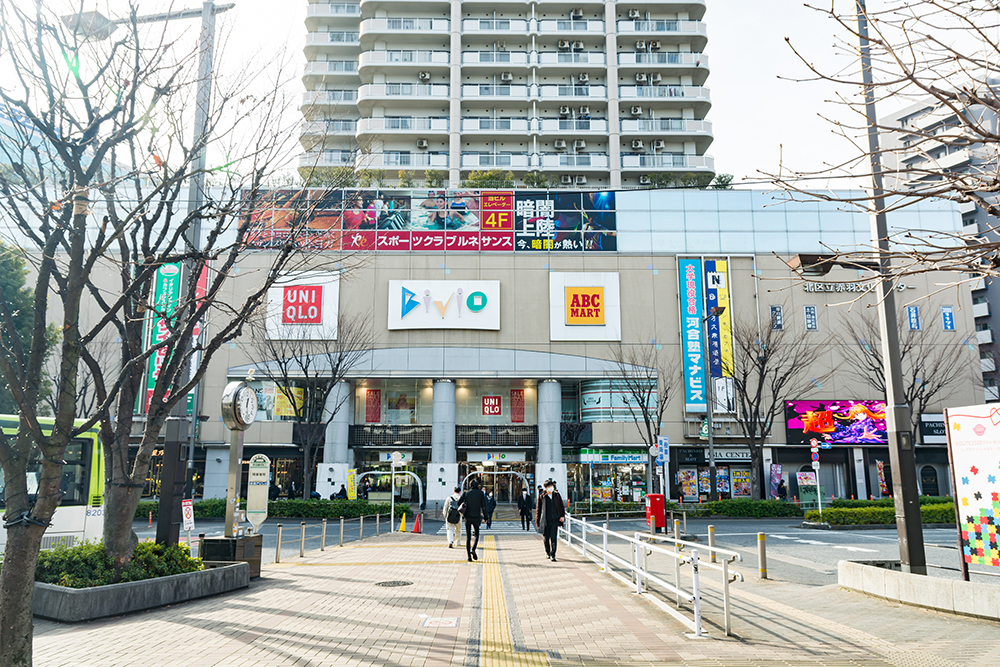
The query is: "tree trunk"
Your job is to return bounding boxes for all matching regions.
[0,525,45,667]
[103,419,163,567]
[303,442,314,498]
[750,448,762,501]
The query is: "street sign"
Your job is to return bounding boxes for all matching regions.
[391,450,403,464]
[648,445,658,456]
[246,453,271,533]
[811,461,820,471]
[181,499,195,532]
[811,452,820,462]
[656,435,669,466]
[820,443,832,449]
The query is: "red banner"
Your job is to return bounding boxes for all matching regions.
[482,395,502,416]
[446,231,481,251]
[342,230,376,251]
[376,231,411,251]
[365,389,381,423]
[411,231,446,251]
[510,389,525,423]
[480,232,515,252]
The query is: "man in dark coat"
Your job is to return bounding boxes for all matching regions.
[516,489,533,530]
[458,480,486,562]
[535,479,565,562]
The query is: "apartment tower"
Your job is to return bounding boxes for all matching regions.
[301,0,713,187]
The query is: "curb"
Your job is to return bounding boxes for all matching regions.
[800,522,956,531]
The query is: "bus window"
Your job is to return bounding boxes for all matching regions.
[0,439,90,507]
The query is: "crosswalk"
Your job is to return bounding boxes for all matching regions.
[434,521,537,535]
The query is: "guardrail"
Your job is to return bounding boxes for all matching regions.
[560,514,742,636]
[275,513,401,563]
[569,508,690,534]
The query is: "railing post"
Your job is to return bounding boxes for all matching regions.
[276,524,283,563]
[673,519,682,606]
[566,512,572,547]
[321,519,328,551]
[708,524,716,563]
[581,517,587,558]
[602,522,609,572]
[683,510,687,534]
[757,532,767,579]
[300,522,306,558]
[377,513,381,536]
[340,517,345,547]
[634,537,643,595]
[359,515,364,540]
[198,533,205,559]
[722,558,732,637]
[691,549,703,637]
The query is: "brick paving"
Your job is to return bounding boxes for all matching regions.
[32,530,1000,666]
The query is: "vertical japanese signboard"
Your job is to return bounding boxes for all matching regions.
[510,389,525,423]
[365,389,381,423]
[679,258,706,412]
[145,263,182,411]
[347,468,357,501]
[704,259,734,413]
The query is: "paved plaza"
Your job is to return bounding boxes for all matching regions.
[34,526,1000,666]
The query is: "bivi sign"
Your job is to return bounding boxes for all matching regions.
[388,280,500,330]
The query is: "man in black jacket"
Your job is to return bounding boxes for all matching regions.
[458,480,486,562]
[535,479,565,561]
[516,489,533,530]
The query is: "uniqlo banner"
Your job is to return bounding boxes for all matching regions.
[510,389,525,423]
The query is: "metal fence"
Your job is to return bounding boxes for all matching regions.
[274,513,399,563]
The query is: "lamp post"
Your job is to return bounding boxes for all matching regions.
[702,305,725,502]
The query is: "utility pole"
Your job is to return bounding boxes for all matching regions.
[856,0,926,574]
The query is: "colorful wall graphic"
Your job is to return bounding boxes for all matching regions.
[769,464,783,500]
[245,188,616,252]
[677,469,698,498]
[785,400,888,444]
[945,405,1000,568]
[732,470,752,497]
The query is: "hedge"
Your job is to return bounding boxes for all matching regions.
[691,499,804,518]
[35,541,202,589]
[134,498,407,520]
[828,496,951,509]
[805,502,955,525]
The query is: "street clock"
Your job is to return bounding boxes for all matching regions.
[221,380,258,431]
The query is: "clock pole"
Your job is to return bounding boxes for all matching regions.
[225,427,246,537]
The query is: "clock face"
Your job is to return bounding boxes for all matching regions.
[238,387,258,426]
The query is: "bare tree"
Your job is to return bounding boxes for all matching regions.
[0,4,354,663]
[771,0,1000,284]
[249,309,373,497]
[608,339,678,494]
[725,317,830,500]
[838,308,975,441]
[43,330,116,418]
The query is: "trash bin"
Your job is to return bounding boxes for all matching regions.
[201,534,263,578]
[645,493,665,533]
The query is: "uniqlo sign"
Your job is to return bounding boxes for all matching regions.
[482,396,502,416]
[565,287,605,325]
[282,285,323,324]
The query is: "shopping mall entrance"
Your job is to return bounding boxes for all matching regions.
[460,453,534,504]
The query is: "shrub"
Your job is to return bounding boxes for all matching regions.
[694,499,803,518]
[828,496,951,509]
[134,498,406,520]
[805,502,955,525]
[35,541,202,589]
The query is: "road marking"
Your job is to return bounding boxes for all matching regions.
[270,559,468,567]
[832,546,879,553]
[794,539,832,545]
[481,536,549,667]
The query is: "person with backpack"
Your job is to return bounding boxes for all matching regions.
[458,479,487,562]
[442,487,463,549]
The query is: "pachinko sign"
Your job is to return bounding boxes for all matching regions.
[679,258,706,413]
[785,400,888,444]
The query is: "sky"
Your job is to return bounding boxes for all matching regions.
[24,0,875,189]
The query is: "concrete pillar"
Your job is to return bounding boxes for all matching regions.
[430,379,457,507]
[317,381,352,500]
[536,380,567,500]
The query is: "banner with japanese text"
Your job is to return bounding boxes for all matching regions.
[679,258,706,412]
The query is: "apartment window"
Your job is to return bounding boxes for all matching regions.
[325,89,357,101]
[803,305,818,331]
[386,116,412,130]
[385,151,413,166]
[322,150,353,164]
[328,60,358,72]
[770,305,783,331]
[973,295,988,305]
[976,322,991,332]
[324,119,356,132]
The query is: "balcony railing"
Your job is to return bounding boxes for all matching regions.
[537,153,609,169]
[536,51,606,66]
[349,424,432,447]
[303,61,359,76]
[306,3,361,17]
[537,84,607,99]
[462,84,529,98]
[619,85,710,101]
[620,153,714,170]
[299,151,355,167]
[358,83,450,100]
[537,19,603,32]
[357,116,449,133]
[537,118,609,132]
[358,152,449,168]
[306,31,360,45]
[460,153,530,169]
[301,119,358,135]
[616,20,707,34]
[360,50,449,66]
[461,117,531,132]
[455,425,538,447]
[618,52,707,67]
[301,90,359,107]
[360,17,449,32]
[619,119,712,134]
[462,18,529,31]
[462,51,529,65]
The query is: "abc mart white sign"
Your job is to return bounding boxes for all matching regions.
[388,280,500,330]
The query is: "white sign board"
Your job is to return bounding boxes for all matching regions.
[388,280,500,330]
[265,272,340,340]
[181,499,195,532]
[384,451,410,463]
[548,272,621,341]
[945,405,1000,571]
[246,454,271,532]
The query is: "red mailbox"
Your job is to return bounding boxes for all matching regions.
[645,493,665,532]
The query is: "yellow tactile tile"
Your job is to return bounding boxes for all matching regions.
[480,536,550,667]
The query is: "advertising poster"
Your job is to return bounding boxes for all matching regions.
[796,471,818,486]
[716,466,730,494]
[347,468,357,501]
[274,386,304,418]
[581,191,616,251]
[677,470,698,499]
[876,460,889,495]
[785,400,888,444]
[769,463,783,499]
[679,258,707,413]
[732,470,752,497]
[144,263,182,411]
[698,467,711,493]
[387,391,416,424]
[704,259,735,413]
[365,389,381,423]
[945,404,1000,568]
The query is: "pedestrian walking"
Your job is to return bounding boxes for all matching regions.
[485,490,497,529]
[442,486,463,549]
[777,479,788,501]
[536,479,565,562]
[517,488,533,530]
[458,480,486,562]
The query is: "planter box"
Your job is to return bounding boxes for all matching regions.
[33,562,250,623]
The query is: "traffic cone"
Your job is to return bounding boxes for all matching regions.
[413,514,421,534]
[400,513,407,532]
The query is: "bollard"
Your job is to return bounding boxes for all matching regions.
[377,513,381,536]
[673,518,680,542]
[148,511,152,528]
[757,532,767,579]
[581,517,588,558]
[683,511,687,534]
[708,525,716,563]
[198,532,205,559]
[649,515,656,536]
[321,519,328,551]
[340,517,345,547]
[276,524,283,563]
[300,522,306,558]
[360,515,364,540]
[690,549,703,637]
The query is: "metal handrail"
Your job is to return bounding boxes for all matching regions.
[275,514,387,562]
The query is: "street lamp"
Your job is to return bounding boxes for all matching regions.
[702,305,725,502]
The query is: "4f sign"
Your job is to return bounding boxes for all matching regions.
[282,285,323,324]
[565,287,605,325]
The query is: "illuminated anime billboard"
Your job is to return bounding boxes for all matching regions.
[785,400,888,445]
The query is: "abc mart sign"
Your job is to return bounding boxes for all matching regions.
[388,280,500,330]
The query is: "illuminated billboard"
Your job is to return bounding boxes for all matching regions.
[785,400,888,445]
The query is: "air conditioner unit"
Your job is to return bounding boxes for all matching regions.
[650,73,662,84]
[558,39,571,50]
[635,72,648,83]
[559,105,572,116]
[575,175,587,184]
[554,139,568,150]
[630,105,643,115]
[417,138,429,149]
[578,105,590,114]
[631,139,645,149]
[635,40,647,50]
[650,40,661,50]
[418,71,431,81]
[570,8,584,19]
[639,175,652,185]
[573,139,587,149]
[560,174,574,185]
[652,139,666,150]
[572,40,584,50]
[578,72,589,83]
[628,8,641,18]
[500,71,513,82]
